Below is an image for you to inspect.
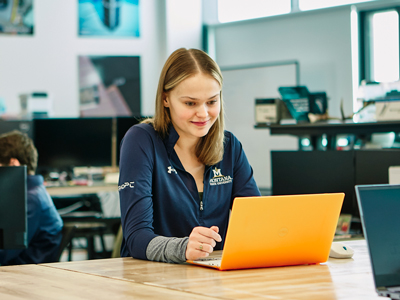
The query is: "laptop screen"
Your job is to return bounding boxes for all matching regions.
[356,184,400,288]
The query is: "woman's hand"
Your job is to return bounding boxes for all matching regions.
[185,226,222,261]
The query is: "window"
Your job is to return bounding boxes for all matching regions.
[299,0,373,11]
[360,8,400,83]
[217,0,376,23]
[370,10,399,82]
[217,0,291,23]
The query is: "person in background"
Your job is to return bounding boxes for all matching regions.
[118,48,260,264]
[0,130,63,266]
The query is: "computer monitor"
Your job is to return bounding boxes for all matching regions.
[33,118,113,172]
[116,116,142,164]
[271,150,357,216]
[0,166,27,250]
[0,119,33,139]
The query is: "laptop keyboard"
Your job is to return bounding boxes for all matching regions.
[193,257,222,267]
[387,287,400,292]
[195,257,220,261]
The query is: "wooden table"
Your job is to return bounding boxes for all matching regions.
[0,240,381,299]
[0,264,211,300]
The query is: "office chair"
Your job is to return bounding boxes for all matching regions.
[56,224,77,262]
[54,194,108,260]
[67,221,108,260]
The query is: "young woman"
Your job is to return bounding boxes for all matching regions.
[118,48,260,263]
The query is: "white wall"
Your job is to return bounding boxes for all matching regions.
[0,0,205,117]
[166,0,202,55]
[212,7,354,118]
[222,65,299,188]
[4,0,397,190]
[208,6,354,188]
[0,0,167,117]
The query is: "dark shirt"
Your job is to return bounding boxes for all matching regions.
[119,123,260,260]
[0,175,63,265]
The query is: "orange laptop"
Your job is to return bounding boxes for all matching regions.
[187,193,344,271]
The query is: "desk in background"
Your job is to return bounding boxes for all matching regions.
[0,240,382,299]
[46,183,118,197]
[47,183,120,259]
[258,120,400,219]
[272,149,400,218]
[256,120,400,149]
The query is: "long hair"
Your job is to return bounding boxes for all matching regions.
[143,48,225,166]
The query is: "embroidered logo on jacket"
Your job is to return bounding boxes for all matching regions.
[118,181,135,191]
[167,166,177,174]
[210,167,233,186]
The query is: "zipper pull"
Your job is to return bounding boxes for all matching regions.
[200,200,204,211]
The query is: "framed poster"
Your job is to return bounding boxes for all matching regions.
[79,55,141,117]
[78,0,140,37]
[0,0,34,35]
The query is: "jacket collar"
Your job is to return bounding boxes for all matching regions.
[163,124,180,157]
[27,174,44,190]
[162,124,214,172]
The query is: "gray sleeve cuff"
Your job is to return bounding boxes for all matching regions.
[146,236,189,264]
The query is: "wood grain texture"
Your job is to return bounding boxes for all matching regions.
[40,240,381,299]
[0,264,214,300]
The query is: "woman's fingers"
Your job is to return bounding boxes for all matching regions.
[197,226,222,243]
[210,226,219,234]
[185,226,221,261]
[195,241,213,253]
[186,240,210,260]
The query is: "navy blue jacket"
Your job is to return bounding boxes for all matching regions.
[119,123,260,260]
[0,175,63,265]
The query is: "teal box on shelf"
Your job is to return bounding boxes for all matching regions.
[278,86,328,123]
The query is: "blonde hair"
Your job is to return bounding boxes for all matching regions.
[143,48,225,166]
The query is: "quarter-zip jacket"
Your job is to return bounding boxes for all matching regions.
[119,123,260,260]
